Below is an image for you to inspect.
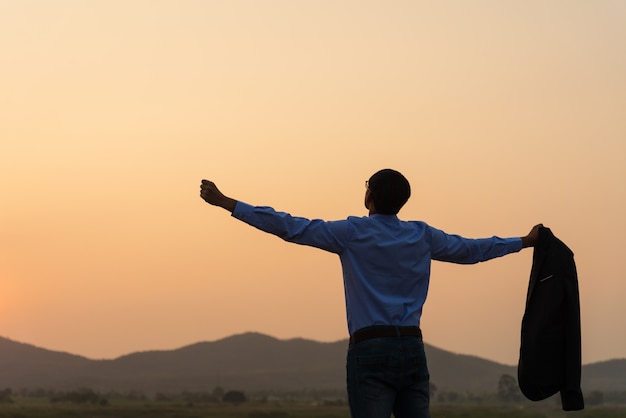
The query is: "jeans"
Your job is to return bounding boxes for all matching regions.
[346,336,430,418]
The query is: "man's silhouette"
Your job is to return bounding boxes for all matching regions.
[200,168,540,418]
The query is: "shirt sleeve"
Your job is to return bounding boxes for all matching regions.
[231,201,350,254]
[428,226,523,264]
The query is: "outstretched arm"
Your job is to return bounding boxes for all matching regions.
[200,180,237,213]
[199,179,348,253]
[521,224,543,248]
[430,223,544,264]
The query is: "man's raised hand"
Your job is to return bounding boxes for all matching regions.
[200,180,237,212]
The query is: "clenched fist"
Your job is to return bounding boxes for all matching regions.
[200,180,237,212]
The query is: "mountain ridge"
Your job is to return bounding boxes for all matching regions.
[1,333,624,393]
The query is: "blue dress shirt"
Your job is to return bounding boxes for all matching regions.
[232,202,522,335]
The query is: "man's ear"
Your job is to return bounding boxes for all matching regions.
[365,191,376,213]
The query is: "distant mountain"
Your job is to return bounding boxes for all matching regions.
[581,358,626,391]
[0,336,91,388]
[0,333,623,394]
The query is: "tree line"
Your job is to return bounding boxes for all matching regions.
[4,375,626,406]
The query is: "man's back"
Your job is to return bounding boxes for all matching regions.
[338,214,433,333]
[231,202,522,334]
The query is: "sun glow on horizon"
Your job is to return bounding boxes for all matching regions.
[1,0,624,363]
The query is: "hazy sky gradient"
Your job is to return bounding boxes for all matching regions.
[1,1,625,365]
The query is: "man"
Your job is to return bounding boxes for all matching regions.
[200,169,540,418]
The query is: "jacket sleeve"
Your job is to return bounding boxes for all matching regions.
[560,244,585,410]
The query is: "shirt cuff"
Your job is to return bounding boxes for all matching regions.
[231,200,252,220]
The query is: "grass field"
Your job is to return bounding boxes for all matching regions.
[1,398,626,418]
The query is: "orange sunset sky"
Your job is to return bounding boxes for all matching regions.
[1,1,625,365]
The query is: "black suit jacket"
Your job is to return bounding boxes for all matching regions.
[518,227,584,411]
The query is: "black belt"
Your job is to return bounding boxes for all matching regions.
[349,326,422,345]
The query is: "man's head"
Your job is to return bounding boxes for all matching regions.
[365,169,411,215]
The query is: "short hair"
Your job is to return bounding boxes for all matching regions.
[367,169,411,215]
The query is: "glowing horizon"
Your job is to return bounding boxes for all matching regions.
[1,1,625,365]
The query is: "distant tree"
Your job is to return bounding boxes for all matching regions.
[212,386,225,401]
[223,390,246,405]
[125,389,147,400]
[182,391,217,403]
[497,374,522,402]
[447,391,463,403]
[465,392,486,403]
[605,391,626,404]
[50,388,102,405]
[429,382,438,401]
[0,388,13,404]
[155,392,171,402]
[437,391,464,403]
[26,388,49,398]
[586,390,604,406]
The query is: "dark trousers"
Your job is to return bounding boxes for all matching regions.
[346,336,430,418]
